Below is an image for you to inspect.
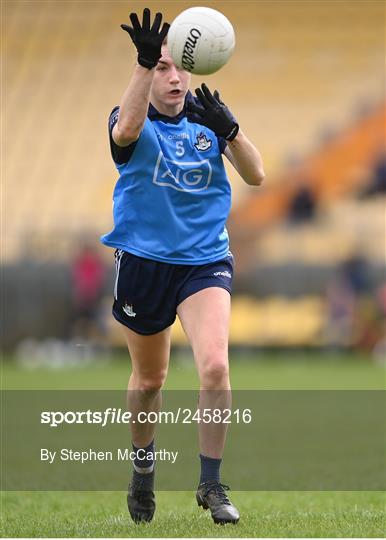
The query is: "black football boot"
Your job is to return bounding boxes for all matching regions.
[196,481,240,524]
[127,470,155,523]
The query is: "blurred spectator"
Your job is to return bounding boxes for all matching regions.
[325,275,356,350]
[325,253,376,351]
[360,151,386,197]
[287,183,317,224]
[341,253,371,295]
[344,254,384,353]
[71,244,106,340]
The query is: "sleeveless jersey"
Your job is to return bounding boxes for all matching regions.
[101,95,232,265]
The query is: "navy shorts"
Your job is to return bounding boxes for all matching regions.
[112,250,234,335]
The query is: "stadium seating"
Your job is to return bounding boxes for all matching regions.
[230,104,385,229]
[3,1,384,261]
[249,196,386,266]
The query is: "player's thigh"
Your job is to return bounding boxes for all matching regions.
[120,324,172,380]
[177,287,231,370]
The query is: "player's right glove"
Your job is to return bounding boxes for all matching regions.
[121,8,170,69]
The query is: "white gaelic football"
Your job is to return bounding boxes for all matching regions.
[167,7,235,75]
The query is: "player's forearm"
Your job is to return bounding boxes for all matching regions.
[227,130,265,186]
[115,64,155,142]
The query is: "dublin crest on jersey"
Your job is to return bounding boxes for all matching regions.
[194,132,212,151]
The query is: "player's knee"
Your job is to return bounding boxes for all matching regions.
[200,355,229,387]
[136,372,167,392]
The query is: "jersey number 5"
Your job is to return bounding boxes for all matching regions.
[175,140,185,157]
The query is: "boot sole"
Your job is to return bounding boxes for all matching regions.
[196,493,239,524]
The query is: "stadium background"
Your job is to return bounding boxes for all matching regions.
[2,1,385,537]
[3,0,385,357]
[3,0,385,356]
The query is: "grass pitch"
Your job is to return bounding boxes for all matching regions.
[2,350,385,391]
[2,490,385,538]
[1,351,385,537]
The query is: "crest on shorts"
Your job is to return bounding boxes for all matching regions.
[123,303,136,317]
[194,132,212,151]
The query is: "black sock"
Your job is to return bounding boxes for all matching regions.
[199,453,221,484]
[132,440,155,474]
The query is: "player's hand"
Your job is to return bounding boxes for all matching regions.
[187,84,239,141]
[121,8,170,69]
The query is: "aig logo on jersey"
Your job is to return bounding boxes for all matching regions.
[152,152,212,192]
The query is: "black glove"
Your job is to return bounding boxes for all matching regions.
[187,83,239,141]
[121,8,170,69]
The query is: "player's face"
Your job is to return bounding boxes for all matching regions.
[150,46,191,115]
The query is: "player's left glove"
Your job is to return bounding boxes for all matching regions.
[187,83,239,141]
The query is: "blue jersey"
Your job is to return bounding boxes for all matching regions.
[101,92,232,265]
